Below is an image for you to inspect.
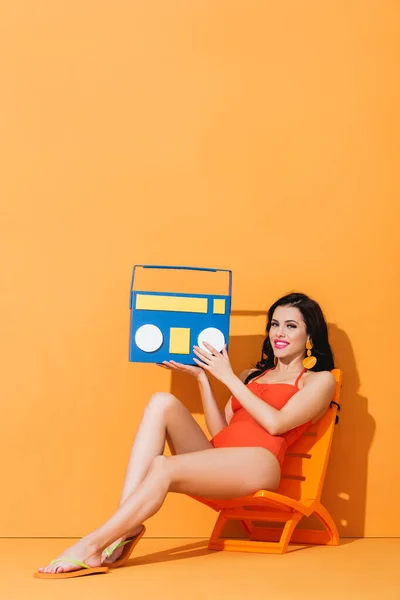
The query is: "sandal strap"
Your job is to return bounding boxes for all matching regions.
[104,526,146,558]
[49,558,90,569]
[104,538,133,558]
[114,538,133,550]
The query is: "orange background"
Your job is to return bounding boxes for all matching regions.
[1,1,399,538]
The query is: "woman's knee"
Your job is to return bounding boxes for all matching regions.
[145,392,180,416]
[148,455,171,485]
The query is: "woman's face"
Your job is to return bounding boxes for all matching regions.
[269,305,309,362]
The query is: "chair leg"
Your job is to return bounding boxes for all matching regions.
[288,503,339,546]
[208,510,303,554]
[208,512,228,549]
[278,514,303,553]
[249,512,303,553]
[313,503,339,545]
[207,505,339,553]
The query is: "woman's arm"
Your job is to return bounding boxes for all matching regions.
[159,359,229,437]
[197,371,227,437]
[201,367,258,434]
[193,343,336,436]
[226,371,336,435]
[223,368,257,425]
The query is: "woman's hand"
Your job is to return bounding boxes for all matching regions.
[157,360,205,379]
[193,342,235,386]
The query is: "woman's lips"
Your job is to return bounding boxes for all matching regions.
[274,341,289,349]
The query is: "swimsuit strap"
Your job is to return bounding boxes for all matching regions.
[250,366,307,388]
[294,367,308,388]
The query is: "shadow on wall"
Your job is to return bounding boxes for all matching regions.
[168,311,376,539]
[322,323,375,538]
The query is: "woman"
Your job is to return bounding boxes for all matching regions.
[36,292,336,578]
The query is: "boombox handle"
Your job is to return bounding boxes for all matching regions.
[130,265,232,300]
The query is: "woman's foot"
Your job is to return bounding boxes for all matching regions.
[101,524,144,565]
[37,538,102,575]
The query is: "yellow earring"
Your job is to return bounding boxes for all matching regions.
[302,340,317,369]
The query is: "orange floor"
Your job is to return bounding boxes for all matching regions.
[1,537,398,599]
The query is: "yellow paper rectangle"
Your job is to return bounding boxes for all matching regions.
[169,328,191,354]
[213,299,226,314]
[136,294,208,313]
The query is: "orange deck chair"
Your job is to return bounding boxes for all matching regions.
[191,368,343,554]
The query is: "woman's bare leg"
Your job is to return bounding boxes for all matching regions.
[119,392,212,503]
[38,447,280,574]
[103,392,212,561]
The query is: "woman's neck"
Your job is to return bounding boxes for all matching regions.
[273,358,304,373]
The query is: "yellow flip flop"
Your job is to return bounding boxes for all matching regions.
[34,558,109,579]
[103,525,146,568]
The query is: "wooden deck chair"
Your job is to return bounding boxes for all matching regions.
[190,368,343,554]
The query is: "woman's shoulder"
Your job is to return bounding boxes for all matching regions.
[239,368,259,383]
[301,369,336,390]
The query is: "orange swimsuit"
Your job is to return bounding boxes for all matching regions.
[211,367,311,468]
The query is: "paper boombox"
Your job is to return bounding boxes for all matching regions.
[129,265,232,364]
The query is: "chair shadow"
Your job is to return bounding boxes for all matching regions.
[320,323,376,538]
[121,535,357,568]
[284,536,357,554]
[121,540,213,568]
[167,310,376,541]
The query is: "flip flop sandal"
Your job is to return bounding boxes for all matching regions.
[34,558,109,579]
